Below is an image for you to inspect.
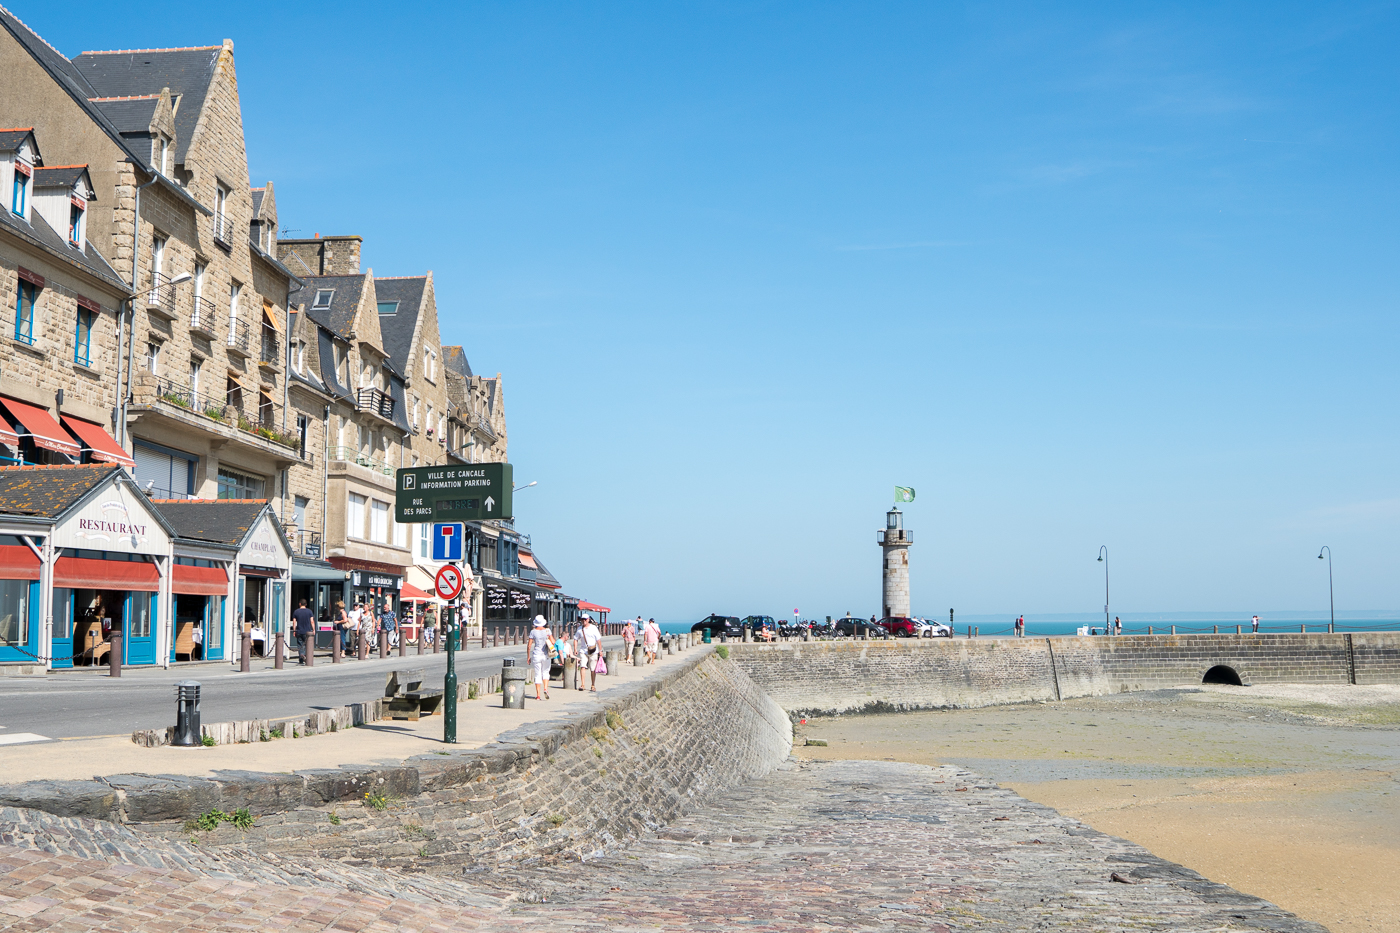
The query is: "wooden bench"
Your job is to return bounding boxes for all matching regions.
[385,668,444,721]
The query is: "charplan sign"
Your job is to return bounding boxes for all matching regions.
[238,514,290,570]
[52,481,169,555]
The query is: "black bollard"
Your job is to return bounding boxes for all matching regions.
[108,630,122,678]
[172,681,202,746]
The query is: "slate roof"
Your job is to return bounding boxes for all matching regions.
[292,274,365,340]
[0,128,36,153]
[72,46,221,165]
[0,196,129,292]
[86,96,159,136]
[315,327,351,399]
[148,498,268,546]
[32,165,89,190]
[443,345,472,379]
[0,8,210,217]
[250,187,264,217]
[532,553,562,589]
[0,464,121,517]
[373,276,425,374]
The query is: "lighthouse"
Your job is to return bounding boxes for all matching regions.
[879,506,912,618]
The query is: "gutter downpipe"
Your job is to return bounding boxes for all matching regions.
[120,170,161,449]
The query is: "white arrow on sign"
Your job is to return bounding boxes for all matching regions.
[484,496,495,513]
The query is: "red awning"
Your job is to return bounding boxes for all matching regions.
[1,397,80,457]
[54,556,159,591]
[518,552,538,569]
[400,582,434,601]
[173,564,228,595]
[0,545,40,580]
[60,416,135,467]
[0,411,18,449]
[578,600,611,613]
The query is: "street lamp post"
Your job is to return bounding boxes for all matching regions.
[514,481,537,492]
[1097,546,1109,633]
[1317,546,1334,631]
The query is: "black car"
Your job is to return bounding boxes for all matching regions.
[834,616,884,638]
[691,614,743,638]
[740,615,776,634]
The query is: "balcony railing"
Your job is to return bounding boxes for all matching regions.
[189,295,219,337]
[298,530,322,559]
[326,445,394,475]
[145,271,179,319]
[226,315,252,356]
[356,387,395,420]
[877,529,913,545]
[149,377,299,449]
[260,325,280,366]
[213,212,229,244]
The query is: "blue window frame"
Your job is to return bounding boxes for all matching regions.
[11,170,26,215]
[69,204,82,245]
[14,281,36,344]
[74,307,95,366]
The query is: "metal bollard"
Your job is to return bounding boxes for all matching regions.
[399,629,406,657]
[108,630,122,678]
[172,681,202,746]
[501,657,527,708]
[305,632,314,667]
[240,630,251,672]
[333,631,342,663]
[1213,625,1219,634]
[379,631,387,658]
[358,630,367,660]
[275,632,285,669]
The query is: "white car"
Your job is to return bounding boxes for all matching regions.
[915,619,952,638]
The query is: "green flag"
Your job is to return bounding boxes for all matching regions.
[894,486,915,503]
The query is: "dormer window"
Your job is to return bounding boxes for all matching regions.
[312,289,334,310]
[11,161,29,216]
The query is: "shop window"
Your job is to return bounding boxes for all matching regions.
[217,468,265,500]
[0,579,29,647]
[14,281,37,345]
[347,493,366,538]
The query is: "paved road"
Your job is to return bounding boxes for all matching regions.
[0,639,623,740]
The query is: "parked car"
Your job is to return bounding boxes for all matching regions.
[690,615,742,638]
[834,616,883,638]
[877,616,919,637]
[915,618,953,637]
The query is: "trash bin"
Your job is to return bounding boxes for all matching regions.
[173,681,202,747]
[703,628,712,644]
[501,657,527,709]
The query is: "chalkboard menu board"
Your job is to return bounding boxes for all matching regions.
[510,588,532,610]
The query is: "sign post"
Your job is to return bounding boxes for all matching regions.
[435,564,466,744]
[396,463,513,523]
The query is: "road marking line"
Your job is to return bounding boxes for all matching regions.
[0,732,52,746]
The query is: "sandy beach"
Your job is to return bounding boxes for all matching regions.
[795,683,1400,933]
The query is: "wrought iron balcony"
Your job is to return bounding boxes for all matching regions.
[356,387,395,420]
[325,445,394,475]
[260,325,281,366]
[877,529,913,545]
[226,315,253,357]
[147,376,299,449]
[189,295,219,337]
[145,271,179,320]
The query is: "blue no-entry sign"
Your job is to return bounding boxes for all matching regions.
[432,522,465,561]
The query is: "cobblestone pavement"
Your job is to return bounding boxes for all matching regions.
[0,760,1325,932]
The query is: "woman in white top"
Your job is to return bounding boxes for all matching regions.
[527,615,553,700]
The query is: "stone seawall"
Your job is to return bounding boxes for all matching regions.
[0,650,792,869]
[730,632,1400,716]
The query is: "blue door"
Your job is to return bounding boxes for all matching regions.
[0,579,37,665]
[50,588,73,668]
[123,591,157,666]
[206,595,225,661]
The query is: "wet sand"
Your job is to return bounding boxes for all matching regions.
[795,683,1400,933]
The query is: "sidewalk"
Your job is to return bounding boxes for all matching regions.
[0,647,692,784]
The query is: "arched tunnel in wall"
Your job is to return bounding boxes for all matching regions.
[1202,665,1244,686]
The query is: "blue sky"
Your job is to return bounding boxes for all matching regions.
[35,2,1400,620]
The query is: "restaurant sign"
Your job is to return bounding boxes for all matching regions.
[238,514,290,570]
[54,480,169,554]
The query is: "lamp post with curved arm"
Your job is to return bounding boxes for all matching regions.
[1318,546,1334,631]
[1097,546,1109,633]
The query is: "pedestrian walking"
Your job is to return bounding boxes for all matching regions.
[643,617,661,664]
[381,604,399,649]
[622,618,637,659]
[360,601,376,652]
[1114,617,1122,636]
[334,601,351,653]
[581,614,603,691]
[292,599,315,664]
[1252,615,1260,633]
[528,616,553,700]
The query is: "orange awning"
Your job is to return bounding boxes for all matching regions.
[0,410,18,449]
[0,545,39,580]
[60,416,135,467]
[518,553,538,569]
[173,564,228,595]
[400,582,433,600]
[1,397,80,457]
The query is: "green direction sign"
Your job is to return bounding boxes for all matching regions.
[395,462,513,522]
